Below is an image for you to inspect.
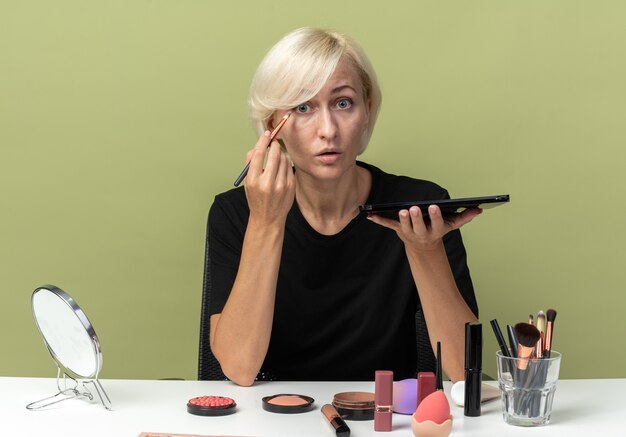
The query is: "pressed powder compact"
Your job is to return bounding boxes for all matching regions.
[262,393,315,414]
[187,395,236,416]
[332,392,375,421]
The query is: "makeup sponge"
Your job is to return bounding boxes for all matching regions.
[393,378,417,414]
[413,391,450,425]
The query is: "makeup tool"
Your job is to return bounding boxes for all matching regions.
[513,322,541,416]
[544,308,557,358]
[507,324,519,358]
[464,322,482,417]
[489,319,511,357]
[536,310,546,357]
[233,112,292,186]
[393,378,417,414]
[528,314,534,325]
[375,370,393,431]
[514,323,541,369]
[411,342,452,437]
[322,404,351,437]
[435,342,443,392]
[332,392,375,421]
[262,393,314,414]
[416,372,436,408]
[186,395,236,416]
[450,381,500,407]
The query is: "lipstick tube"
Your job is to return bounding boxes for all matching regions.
[416,371,436,408]
[464,322,482,417]
[374,370,393,432]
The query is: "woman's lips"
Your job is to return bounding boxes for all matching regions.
[316,151,341,164]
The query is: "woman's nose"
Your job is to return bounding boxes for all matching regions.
[316,108,338,140]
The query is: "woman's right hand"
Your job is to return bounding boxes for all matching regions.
[243,131,295,227]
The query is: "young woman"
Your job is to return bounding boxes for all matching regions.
[205,28,480,386]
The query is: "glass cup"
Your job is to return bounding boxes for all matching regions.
[496,350,561,426]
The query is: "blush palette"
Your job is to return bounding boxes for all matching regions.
[187,395,237,416]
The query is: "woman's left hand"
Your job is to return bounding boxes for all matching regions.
[367,205,482,253]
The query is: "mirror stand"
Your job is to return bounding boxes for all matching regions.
[26,365,112,411]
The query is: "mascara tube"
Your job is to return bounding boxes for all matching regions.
[464,322,482,417]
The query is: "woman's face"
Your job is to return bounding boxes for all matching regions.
[273,58,371,182]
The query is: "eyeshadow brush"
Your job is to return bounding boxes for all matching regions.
[233,111,292,186]
[544,309,557,358]
[535,310,546,358]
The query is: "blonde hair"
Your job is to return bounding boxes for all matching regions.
[248,28,382,154]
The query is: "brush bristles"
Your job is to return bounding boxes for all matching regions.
[536,311,546,332]
[547,308,557,323]
[514,323,541,348]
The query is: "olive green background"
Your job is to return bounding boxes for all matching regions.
[2,1,625,381]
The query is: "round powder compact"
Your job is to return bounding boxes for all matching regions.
[262,393,315,414]
[187,395,236,416]
[332,391,375,421]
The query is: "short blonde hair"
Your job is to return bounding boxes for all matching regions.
[248,27,382,154]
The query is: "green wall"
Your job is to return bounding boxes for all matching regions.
[2,1,625,381]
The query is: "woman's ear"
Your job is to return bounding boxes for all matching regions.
[266,112,278,132]
[364,98,372,128]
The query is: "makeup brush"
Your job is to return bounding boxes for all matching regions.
[512,323,541,415]
[233,111,292,187]
[490,319,511,357]
[514,323,541,369]
[436,341,443,391]
[535,311,546,357]
[507,325,518,358]
[528,314,534,325]
[544,309,558,358]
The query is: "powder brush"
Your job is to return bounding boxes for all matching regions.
[514,323,541,370]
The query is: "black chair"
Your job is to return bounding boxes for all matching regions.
[198,236,437,380]
[198,236,227,381]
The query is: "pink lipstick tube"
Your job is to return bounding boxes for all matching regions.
[375,370,393,432]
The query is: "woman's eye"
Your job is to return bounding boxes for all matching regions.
[295,103,310,113]
[336,98,352,109]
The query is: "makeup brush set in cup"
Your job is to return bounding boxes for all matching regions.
[491,309,561,426]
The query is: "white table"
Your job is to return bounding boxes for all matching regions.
[1,377,623,436]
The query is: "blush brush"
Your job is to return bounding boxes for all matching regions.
[514,323,541,369]
[513,322,541,415]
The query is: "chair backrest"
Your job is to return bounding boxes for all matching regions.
[198,229,436,380]
[415,309,437,373]
[198,235,227,381]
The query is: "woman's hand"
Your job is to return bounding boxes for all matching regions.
[367,205,482,253]
[244,131,295,227]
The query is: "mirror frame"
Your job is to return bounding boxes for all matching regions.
[32,285,103,379]
[28,284,111,410]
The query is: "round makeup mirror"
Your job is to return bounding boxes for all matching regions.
[27,285,112,410]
